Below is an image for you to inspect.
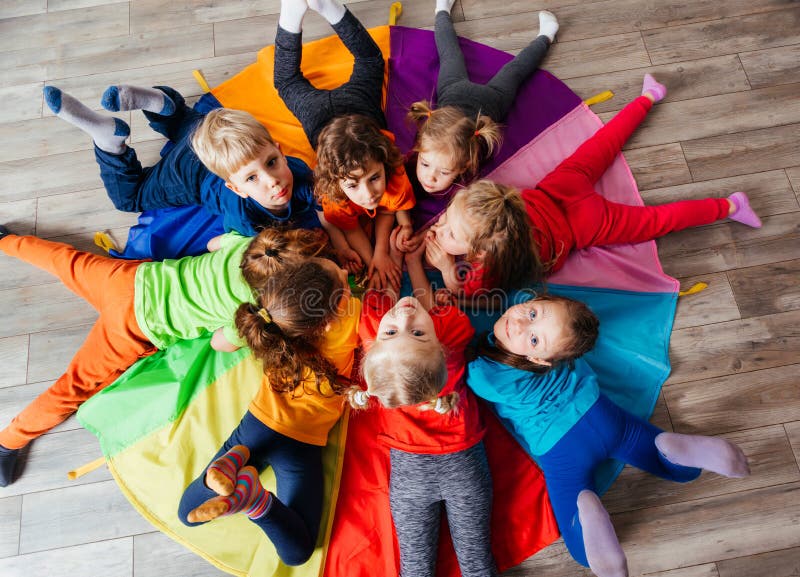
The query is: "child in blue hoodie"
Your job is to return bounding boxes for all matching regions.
[467,294,750,577]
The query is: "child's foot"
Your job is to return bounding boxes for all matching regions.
[655,432,751,478]
[307,0,346,25]
[0,225,13,242]
[0,444,21,487]
[727,191,762,228]
[279,0,309,32]
[577,490,628,577]
[101,85,175,116]
[187,466,272,523]
[205,445,250,496]
[538,10,559,42]
[435,0,457,15]
[642,73,667,103]
[44,86,129,154]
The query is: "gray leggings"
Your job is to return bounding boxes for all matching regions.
[273,8,386,148]
[389,442,497,577]
[435,10,551,122]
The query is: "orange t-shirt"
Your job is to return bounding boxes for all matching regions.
[248,296,362,446]
[321,132,416,230]
[358,291,485,454]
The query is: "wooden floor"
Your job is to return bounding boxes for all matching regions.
[0,1,798,576]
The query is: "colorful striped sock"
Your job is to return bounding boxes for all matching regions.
[206,445,250,496]
[224,466,272,519]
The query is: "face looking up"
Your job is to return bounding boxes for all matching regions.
[225,141,294,212]
[339,159,386,210]
[376,296,436,349]
[492,298,571,366]
[416,147,462,194]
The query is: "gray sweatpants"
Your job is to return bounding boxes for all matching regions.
[389,441,498,577]
[273,8,387,148]
[435,10,551,122]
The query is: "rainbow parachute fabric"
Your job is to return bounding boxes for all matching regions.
[78,23,679,577]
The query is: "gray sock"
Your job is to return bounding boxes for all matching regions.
[44,86,129,154]
[101,85,175,115]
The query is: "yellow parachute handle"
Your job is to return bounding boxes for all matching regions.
[68,456,106,480]
[678,282,708,297]
[584,90,614,107]
[389,2,402,25]
[94,230,118,253]
[193,69,211,93]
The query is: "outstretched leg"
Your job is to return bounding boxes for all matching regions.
[434,2,469,99]
[484,11,557,122]
[44,86,129,154]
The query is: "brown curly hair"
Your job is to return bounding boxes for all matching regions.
[240,227,332,288]
[235,257,347,395]
[314,114,404,206]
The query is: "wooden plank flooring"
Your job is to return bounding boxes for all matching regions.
[0,1,798,575]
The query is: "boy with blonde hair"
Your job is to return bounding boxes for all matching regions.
[44,85,320,236]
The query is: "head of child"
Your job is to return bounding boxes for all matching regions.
[408,101,502,194]
[191,109,294,213]
[347,296,459,414]
[433,180,544,290]
[481,294,599,372]
[314,114,404,211]
[236,231,352,394]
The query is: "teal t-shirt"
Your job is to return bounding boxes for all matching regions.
[467,341,600,456]
[134,232,254,350]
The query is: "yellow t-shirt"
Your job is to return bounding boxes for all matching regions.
[248,296,362,446]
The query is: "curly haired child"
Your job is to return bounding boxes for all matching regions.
[406,2,559,229]
[43,85,320,236]
[0,226,343,487]
[274,0,417,289]
[343,235,496,577]
[177,250,360,567]
[424,75,762,296]
[468,293,750,577]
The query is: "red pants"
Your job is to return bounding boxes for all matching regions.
[0,236,156,449]
[537,96,729,252]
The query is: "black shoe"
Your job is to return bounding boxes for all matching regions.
[0,444,21,487]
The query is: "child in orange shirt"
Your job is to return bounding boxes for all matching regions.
[274,0,417,290]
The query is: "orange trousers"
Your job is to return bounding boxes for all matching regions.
[0,235,156,449]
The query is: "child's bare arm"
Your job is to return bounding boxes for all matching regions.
[393,209,417,252]
[368,211,402,290]
[404,235,436,311]
[317,210,363,273]
[206,234,224,252]
[210,327,240,352]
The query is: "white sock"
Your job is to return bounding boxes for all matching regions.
[308,0,346,25]
[279,0,308,33]
[436,0,456,14]
[538,10,559,42]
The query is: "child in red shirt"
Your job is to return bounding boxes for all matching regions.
[346,238,495,576]
[421,75,763,296]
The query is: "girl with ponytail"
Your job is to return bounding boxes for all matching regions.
[343,232,496,577]
[0,226,329,487]
[406,4,558,230]
[178,237,362,567]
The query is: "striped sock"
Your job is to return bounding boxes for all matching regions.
[187,466,272,523]
[206,445,250,496]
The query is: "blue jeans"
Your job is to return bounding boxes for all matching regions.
[96,86,209,212]
[537,395,700,567]
[177,411,323,566]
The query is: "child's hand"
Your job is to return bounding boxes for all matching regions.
[394,224,417,252]
[434,288,456,307]
[388,227,406,270]
[425,232,456,273]
[368,249,402,292]
[404,231,427,263]
[335,247,363,274]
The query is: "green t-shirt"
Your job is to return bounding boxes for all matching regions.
[134,233,254,350]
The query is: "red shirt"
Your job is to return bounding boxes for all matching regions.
[357,290,485,454]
